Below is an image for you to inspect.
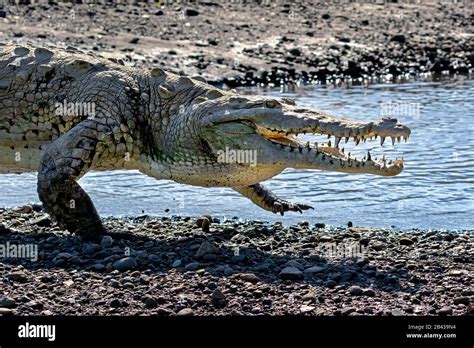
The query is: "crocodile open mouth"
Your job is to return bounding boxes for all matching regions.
[255,116,410,176]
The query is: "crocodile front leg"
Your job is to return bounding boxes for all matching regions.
[233,183,314,215]
[37,118,116,241]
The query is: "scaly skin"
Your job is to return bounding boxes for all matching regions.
[0,43,411,241]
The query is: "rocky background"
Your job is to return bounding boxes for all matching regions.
[0,207,472,316]
[0,0,473,86]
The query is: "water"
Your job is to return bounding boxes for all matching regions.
[1,79,473,230]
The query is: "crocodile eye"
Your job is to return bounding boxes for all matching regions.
[266,100,279,108]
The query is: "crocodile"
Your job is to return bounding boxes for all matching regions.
[0,43,411,241]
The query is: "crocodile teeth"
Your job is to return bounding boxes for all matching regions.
[391,137,396,146]
[334,137,341,148]
[328,140,332,147]
[367,151,371,161]
[354,137,360,146]
[345,136,349,143]
[380,137,386,146]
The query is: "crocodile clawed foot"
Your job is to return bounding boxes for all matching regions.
[272,200,314,216]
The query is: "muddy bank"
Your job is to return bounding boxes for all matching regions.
[0,206,472,316]
[0,1,472,86]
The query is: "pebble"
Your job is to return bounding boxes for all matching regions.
[453,297,470,306]
[239,273,261,283]
[391,309,405,316]
[112,257,137,272]
[438,306,453,316]
[399,237,415,246]
[279,267,303,280]
[349,286,363,296]
[177,308,194,316]
[211,289,226,301]
[363,289,376,297]
[300,305,315,313]
[100,236,113,248]
[142,295,157,309]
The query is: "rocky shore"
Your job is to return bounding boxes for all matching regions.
[0,206,472,316]
[1,1,472,86]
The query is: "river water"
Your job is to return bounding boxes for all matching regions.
[1,78,473,230]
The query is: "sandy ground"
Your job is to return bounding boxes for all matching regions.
[0,1,472,86]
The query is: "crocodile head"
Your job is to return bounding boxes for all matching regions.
[171,94,411,187]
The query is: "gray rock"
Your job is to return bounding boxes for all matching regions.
[195,241,219,258]
[171,260,182,268]
[279,267,303,280]
[100,236,113,248]
[185,262,201,271]
[112,257,137,272]
[177,308,194,316]
[391,309,405,316]
[303,266,325,274]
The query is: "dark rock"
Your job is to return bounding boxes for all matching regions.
[279,267,303,280]
[390,35,406,44]
[363,289,376,297]
[185,9,199,17]
[112,257,137,272]
[349,286,363,296]
[453,297,470,306]
[184,262,201,271]
[8,271,27,282]
[438,307,453,316]
[142,295,157,309]
[0,297,16,308]
[211,289,226,301]
[399,237,414,246]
